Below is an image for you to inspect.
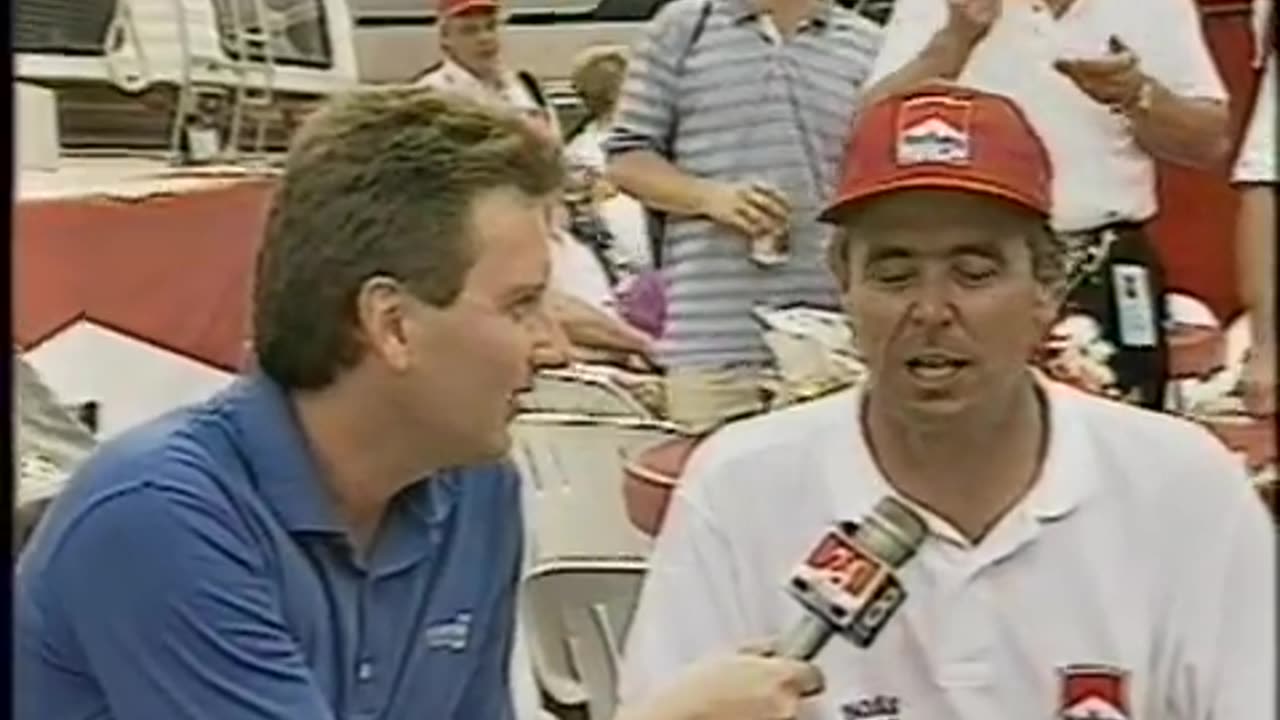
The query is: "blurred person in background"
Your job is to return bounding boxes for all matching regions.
[545,200,659,370]
[1233,0,1276,416]
[567,44,655,275]
[605,0,884,432]
[862,0,1231,409]
[415,0,560,139]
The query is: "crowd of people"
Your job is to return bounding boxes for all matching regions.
[13,0,1276,718]
[412,0,1274,424]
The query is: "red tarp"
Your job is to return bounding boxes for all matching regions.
[14,180,276,371]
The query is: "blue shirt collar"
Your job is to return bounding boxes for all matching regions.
[225,373,456,547]
[225,373,345,535]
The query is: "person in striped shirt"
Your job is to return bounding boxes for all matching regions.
[605,0,884,432]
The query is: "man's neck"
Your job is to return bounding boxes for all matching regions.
[864,375,1048,542]
[292,378,443,554]
[759,0,819,34]
[447,55,504,91]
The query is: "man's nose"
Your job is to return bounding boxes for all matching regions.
[527,306,570,369]
[906,273,957,326]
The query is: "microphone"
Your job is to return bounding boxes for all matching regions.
[774,497,927,660]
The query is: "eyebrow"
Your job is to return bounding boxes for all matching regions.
[863,242,1006,263]
[947,242,1005,259]
[862,246,915,263]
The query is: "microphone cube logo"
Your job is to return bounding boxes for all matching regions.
[847,573,906,648]
[790,526,895,628]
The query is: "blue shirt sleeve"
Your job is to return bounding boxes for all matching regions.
[29,481,335,720]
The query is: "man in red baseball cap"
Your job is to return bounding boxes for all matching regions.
[618,82,1273,719]
[414,0,560,139]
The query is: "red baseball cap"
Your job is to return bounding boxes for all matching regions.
[438,0,498,17]
[820,83,1052,222]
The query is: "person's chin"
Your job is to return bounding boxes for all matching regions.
[892,377,977,420]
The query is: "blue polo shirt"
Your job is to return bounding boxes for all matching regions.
[14,373,523,720]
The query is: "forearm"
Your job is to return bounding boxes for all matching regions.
[1128,80,1230,168]
[860,29,975,108]
[607,150,713,218]
[1236,184,1277,349]
[547,290,652,355]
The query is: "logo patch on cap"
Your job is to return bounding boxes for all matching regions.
[894,95,974,167]
[1057,664,1130,720]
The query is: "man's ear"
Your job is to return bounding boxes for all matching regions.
[354,275,416,373]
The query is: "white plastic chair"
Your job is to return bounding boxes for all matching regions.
[509,412,686,563]
[520,558,647,720]
[517,367,655,418]
[1165,291,1220,328]
[1163,292,1223,413]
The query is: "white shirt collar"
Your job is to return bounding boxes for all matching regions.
[823,373,1099,549]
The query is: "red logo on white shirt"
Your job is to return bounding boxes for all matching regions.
[1058,664,1130,720]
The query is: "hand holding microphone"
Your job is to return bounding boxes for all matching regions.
[774,497,927,660]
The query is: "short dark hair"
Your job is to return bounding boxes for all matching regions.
[252,87,564,390]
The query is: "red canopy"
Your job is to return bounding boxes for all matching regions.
[14,180,276,372]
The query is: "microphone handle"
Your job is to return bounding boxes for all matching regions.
[774,613,835,661]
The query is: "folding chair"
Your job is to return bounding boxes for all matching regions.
[1163,292,1227,413]
[516,366,655,419]
[14,352,98,554]
[509,412,686,563]
[520,558,647,720]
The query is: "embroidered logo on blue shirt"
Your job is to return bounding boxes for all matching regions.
[424,611,473,652]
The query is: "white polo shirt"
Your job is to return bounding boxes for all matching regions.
[1234,55,1277,184]
[868,0,1227,232]
[618,379,1275,719]
[415,58,562,138]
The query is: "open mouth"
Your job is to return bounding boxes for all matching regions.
[904,353,971,383]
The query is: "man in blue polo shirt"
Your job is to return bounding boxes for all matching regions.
[14,89,565,719]
[14,87,833,720]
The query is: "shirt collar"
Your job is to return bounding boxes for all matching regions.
[226,372,345,535]
[826,373,1099,542]
[1023,374,1100,520]
[222,374,470,578]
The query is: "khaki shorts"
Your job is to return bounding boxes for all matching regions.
[664,364,773,434]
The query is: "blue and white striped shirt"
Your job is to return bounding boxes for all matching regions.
[605,0,882,368]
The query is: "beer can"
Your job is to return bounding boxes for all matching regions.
[751,231,790,267]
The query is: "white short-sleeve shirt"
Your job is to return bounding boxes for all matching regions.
[867,0,1228,232]
[618,379,1275,720]
[415,59,562,138]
